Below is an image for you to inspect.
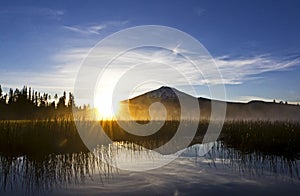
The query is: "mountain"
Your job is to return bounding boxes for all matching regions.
[118,86,300,121]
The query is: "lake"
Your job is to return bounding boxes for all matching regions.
[1,140,300,196]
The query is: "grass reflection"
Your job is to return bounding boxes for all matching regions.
[0,119,300,194]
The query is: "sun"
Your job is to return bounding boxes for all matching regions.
[94,70,123,120]
[94,93,120,120]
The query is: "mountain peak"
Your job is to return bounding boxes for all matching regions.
[157,86,173,90]
[146,86,178,100]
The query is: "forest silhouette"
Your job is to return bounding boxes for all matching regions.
[0,84,87,120]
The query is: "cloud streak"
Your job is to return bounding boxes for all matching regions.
[215,55,300,84]
[1,45,299,105]
[63,21,129,35]
[0,6,64,21]
[63,24,107,35]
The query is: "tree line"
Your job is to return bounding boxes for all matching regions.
[0,85,88,120]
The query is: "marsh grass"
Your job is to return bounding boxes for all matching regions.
[0,151,116,194]
[206,141,300,180]
[219,120,300,160]
[1,119,300,159]
[0,120,88,157]
[0,119,300,193]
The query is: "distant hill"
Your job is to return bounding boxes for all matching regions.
[117,86,300,121]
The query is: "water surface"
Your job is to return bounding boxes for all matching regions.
[1,141,299,196]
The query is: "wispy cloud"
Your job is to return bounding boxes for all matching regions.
[63,21,129,35]
[63,24,107,35]
[49,46,300,103]
[1,43,299,105]
[0,6,64,20]
[0,49,83,94]
[0,68,76,97]
[215,55,300,84]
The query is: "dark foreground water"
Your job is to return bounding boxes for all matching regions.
[1,141,299,196]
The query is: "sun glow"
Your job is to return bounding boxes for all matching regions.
[95,94,120,120]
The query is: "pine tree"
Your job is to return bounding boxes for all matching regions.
[35,91,38,107]
[8,88,13,104]
[28,87,32,102]
[68,92,75,108]
[0,85,2,99]
[57,91,67,109]
[0,85,3,104]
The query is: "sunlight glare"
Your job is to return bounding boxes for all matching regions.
[95,92,120,120]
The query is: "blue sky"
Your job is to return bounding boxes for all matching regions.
[0,0,300,104]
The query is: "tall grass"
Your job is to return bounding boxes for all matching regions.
[0,119,300,193]
[1,119,300,159]
[0,151,116,194]
[219,120,300,160]
[0,120,88,156]
[205,141,299,180]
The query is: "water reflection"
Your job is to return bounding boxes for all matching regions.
[0,152,116,194]
[203,142,299,180]
[1,140,299,195]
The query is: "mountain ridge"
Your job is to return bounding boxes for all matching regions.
[119,86,300,121]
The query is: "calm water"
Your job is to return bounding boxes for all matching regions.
[1,141,299,196]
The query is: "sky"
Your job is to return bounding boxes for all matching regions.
[0,0,300,106]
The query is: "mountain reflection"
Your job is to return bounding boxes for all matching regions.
[1,140,299,194]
